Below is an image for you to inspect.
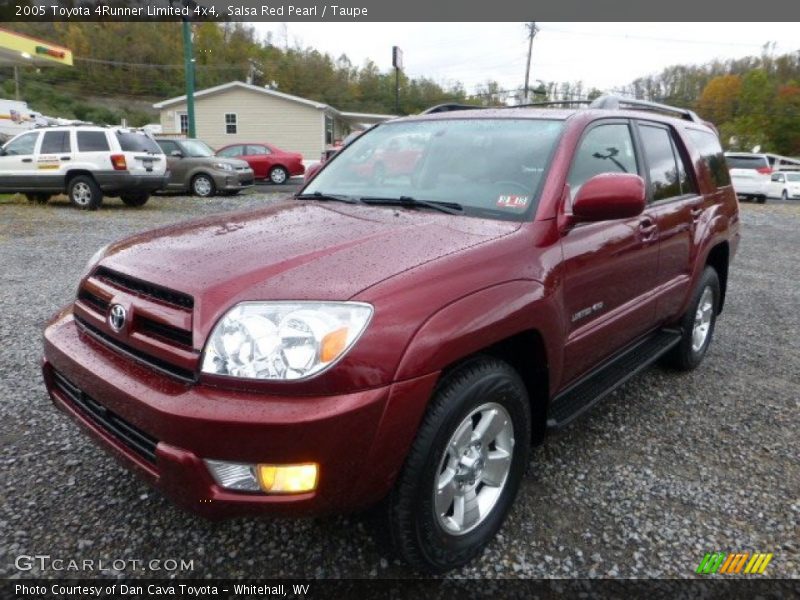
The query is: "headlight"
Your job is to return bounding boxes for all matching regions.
[213,162,234,171]
[201,302,373,380]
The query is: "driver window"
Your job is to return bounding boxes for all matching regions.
[567,123,637,206]
[3,132,39,156]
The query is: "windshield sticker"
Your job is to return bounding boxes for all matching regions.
[497,195,530,209]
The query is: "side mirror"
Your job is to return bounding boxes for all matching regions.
[170,150,183,158]
[572,173,646,222]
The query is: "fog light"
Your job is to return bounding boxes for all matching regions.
[205,460,319,494]
[204,460,259,491]
[258,463,318,493]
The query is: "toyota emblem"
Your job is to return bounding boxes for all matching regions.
[108,304,127,332]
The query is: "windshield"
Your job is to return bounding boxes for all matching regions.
[725,155,768,170]
[180,140,215,158]
[115,131,161,153]
[303,118,564,221]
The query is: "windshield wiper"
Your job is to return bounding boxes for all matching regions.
[294,191,361,204]
[359,196,463,215]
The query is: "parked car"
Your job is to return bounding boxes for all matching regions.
[0,126,167,209]
[216,143,304,184]
[724,152,772,203]
[43,96,739,573]
[155,138,254,197]
[305,130,365,183]
[768,171,800,200]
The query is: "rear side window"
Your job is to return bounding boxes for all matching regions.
[725,155,768,170]
[77,131,110,152]
[568,123,638,202]
[687,130,731,188]
[156,140,179,154]
[40,131,71,154]
[639,124,697,201]
[116,132,161,153]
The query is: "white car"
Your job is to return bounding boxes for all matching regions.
[769,171,800,201]
[724,153,772,203]
[0,126,167,210]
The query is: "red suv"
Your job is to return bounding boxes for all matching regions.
[43,96,740,572]
[216,142,305,184]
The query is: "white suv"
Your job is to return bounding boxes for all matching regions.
[724,152,772,203]
[0,126,167,210]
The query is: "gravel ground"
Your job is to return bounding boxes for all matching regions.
[1,194,798,579]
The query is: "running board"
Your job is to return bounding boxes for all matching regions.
[547,328,682,428]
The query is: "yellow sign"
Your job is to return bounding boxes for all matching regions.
[0,27,73,67]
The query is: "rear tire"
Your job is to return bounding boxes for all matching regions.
[25,193,50,204]
[120,192,150,207]
[757,195,767,204]
[663,266,720,371]
[387,357,531,573]
[269,166,288,185]
[68,175,103,210]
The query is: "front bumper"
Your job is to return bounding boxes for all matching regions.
[212,169,255,191]
[94,172,169,194]
[43,310,437,518]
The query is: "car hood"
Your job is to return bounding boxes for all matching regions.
[100,200,520,328]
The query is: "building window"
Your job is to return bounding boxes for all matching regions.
[325,115,334,145]
[225,113,237,134]
[178,113,188,135]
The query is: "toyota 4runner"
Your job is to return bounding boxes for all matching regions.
[42,96,740,572]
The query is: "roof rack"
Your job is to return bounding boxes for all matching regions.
[589,95,703,123]
[420,96,707,126]
[421,99,592,114]
[421,104,481,114]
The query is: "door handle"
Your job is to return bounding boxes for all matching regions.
[638,217,657,242]
[60,156,71,161]
[21,158,32,163]
[690,207,703,218]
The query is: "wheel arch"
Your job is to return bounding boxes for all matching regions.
[394,280,560,445]
[705,241,730,314]
[65,169,95,185]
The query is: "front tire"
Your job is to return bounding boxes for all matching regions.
[268,166,288,184]
[120,192,150,207]
[757,195,767,204]
[68,176,103,210]
[192,174,216,197]
[663,266,720,371]
[782,190,789,201]
[388,357,531,573]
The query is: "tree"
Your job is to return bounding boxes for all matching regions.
[696,75,742,126]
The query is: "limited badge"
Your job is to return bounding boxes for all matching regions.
[497,195,529,208]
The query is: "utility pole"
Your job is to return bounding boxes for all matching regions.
[13,66,20,101]
[182,19,196,138]
[392,46,403,114]
[523,22,539,104]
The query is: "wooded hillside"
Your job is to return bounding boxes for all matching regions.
[1,24,798,154]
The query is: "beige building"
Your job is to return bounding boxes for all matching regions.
[153,81,394,161]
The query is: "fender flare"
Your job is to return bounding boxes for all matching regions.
[394,279,562,388]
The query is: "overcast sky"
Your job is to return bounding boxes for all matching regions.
[253,22,800,95]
